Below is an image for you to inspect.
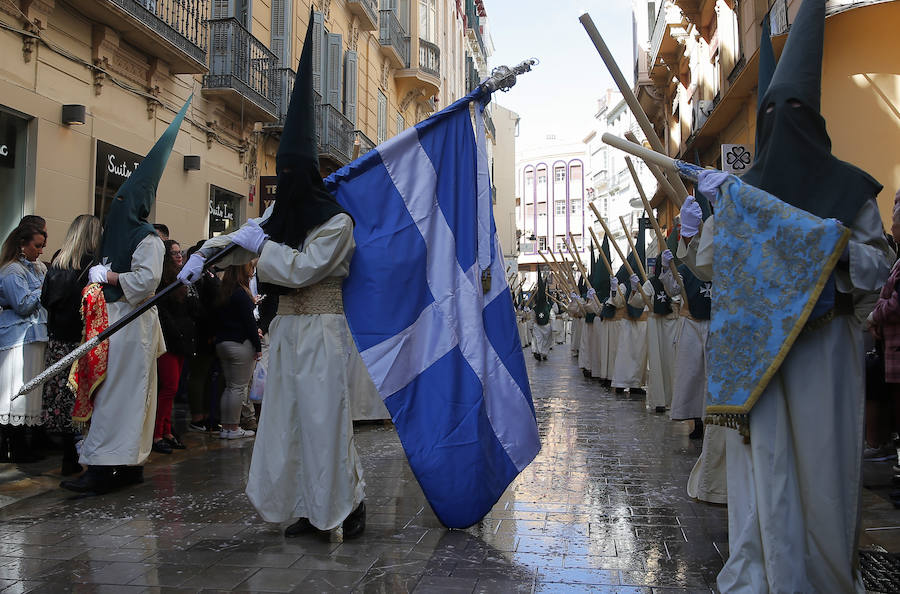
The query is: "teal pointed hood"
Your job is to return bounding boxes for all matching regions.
[755,14,775,161]
[100,95,191,300]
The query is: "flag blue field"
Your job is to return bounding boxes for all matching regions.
[325,90,541,528]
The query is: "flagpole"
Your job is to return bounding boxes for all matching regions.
[13,243,241,399]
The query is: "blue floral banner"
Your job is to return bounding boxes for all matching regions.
[704,175,850,418]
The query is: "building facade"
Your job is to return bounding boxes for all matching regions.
[515,140,588,282]
[1,0,501,255]
[632,0,900,225]
[491,103,518,260]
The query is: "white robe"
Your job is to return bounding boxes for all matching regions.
[601,287,627,381]
[205,214,365,530]
[348,345,390,421]
[611,288,648,389]
[685,201,891,593]
[687,424,728,504]
[578,300,597,371]
[80,234,165,466]
[646,304,679,411]
[531,314,553,357]
[668,317,708,421]
[551,306,564,343]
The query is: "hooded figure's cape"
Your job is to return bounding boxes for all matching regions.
[534,270,551,326]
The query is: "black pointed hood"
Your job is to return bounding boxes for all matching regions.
[262,9,348,251]
[100,95,191,301]
[534,270,551,325]
[742,0,881,224]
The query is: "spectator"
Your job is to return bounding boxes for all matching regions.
[153,240,196,454]
[0,221,48,462]
[153,224,169,241]
[213,262,260,439]
[184,242,221,433]
[40,214,101,475]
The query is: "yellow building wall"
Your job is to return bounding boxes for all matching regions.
[821,2,900,225]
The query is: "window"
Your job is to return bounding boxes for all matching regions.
[570,198,582,215]
[396,112,405,134]
[554,167,565,182]
[538,237,547,251]
[537,173,547,184]
[1,109,30,241]
[419,0,436,42]
[554,200,566,216]
[377,90,387,144]
[555,237,567,252]
[209,185,243,238]
[571,234,583,251]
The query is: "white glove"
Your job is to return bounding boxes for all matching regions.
[178,252,206,285]
[630,274,640,291]
[230,219,269,254]
[570,291,579,302]
[680,196,702,237]
[661,249,674,267]
[88,264,110,284]
[586,288,596,300]
[610,276,619,297]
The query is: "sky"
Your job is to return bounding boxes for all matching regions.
[484,0,636,152]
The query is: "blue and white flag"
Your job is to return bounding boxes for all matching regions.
[325,90,540,528]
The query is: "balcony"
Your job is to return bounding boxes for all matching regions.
[395,38,440,97]
[316,100,356,168]
[379,10,409,68]
[264,67,295,130]
[347,0,378,31]
[465,0,486,60]
[66,0,208,73]
[354,130,376,158]
[649,1,689,82]
[203,18,278,122]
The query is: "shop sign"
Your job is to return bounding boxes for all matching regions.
[96,140,144,183]
[260,175,278,209]
[0,126,14,169]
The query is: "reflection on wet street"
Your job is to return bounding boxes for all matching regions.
[0,349,725,592]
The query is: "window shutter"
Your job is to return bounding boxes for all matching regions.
[270,0,292,66]
[325,33,343,109]
[212,0,232,18]
[311,11,325,95]
[343,50,358,125]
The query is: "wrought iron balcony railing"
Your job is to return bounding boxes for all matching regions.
[204,18,278,119]
[354,130,376,158]
[465,0,486,58]
[316,101,356,165]
[267,66,296,128]
[379,9,409,67]
[418,38,440,78]
[347,0,378,30]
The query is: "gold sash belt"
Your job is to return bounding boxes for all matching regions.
[277,278,344,315]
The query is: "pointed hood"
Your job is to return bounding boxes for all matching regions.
[534,269,551,325]
[100,94,191,301]
[615,219,646,320]
[757,14,776,125]
[743,0,881,223]
[262,8,349,252]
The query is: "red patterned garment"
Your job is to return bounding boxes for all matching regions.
[68,283,109,423]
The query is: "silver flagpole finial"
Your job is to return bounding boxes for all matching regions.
[480,58,538,94]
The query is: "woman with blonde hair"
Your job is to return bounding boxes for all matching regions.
[40,214,101,474]
[213,262,260,439]
[0,221,48,462]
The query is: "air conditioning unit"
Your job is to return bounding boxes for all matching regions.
[692,100,714,132]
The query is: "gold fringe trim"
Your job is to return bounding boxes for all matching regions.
[705,413,751,442]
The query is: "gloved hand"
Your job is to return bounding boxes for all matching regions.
[570,291,580,302]
[88,264,111,284]
[610,276,619,297]
[178,252,206,285]
[697,169,730,205]
[680,195,703,237]
[661,249,674,267]
[586,288,596,300]
[630,274,640,291]
[230,219,269,254]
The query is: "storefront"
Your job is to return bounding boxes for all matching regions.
[0,108,32,241]
[209,185,242,238]
[94,140,145,225]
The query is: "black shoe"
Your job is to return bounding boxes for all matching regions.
[60,465,113,494]
[654,406,667,414]
[631,388,646,396]
[614,387,625,394]
[542,355,548,360]
[582,369,591,378]
[163,435,186,450]
[113,466,144,488]
[342,501,366,540]
[152,440,173,454]
[188,419,209,432]
[60,434,82,476]
[689,418,704,440]
[284,518,314,538]
[533,353,541,361]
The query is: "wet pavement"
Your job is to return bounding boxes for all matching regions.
[0,345,744,593]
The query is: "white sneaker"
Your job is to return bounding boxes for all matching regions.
[220,428,255,440]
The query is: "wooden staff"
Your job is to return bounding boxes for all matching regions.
[625,156,689,304]
[579,13,691,202]
[524,284,538,308]
[624,131,683,208]
[586,227,613,276]
[539,252,573,295]
[563,234,603,311]
[589,207,651,308]
[619,216,649,283]
[548,248,579,293]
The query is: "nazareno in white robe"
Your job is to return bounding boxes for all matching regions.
[205,213,365,530]
[531,312,553,357]
[644,278,679,411]
[567,300,583,356]
[685,202,892,593]
[599,287,627,381]
[348,344,389,421]
[578,299,597,371]
[611,287,648,389]
[80,234,165,467]
[551,304,564,343]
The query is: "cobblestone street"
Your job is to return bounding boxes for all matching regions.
[0,345,734,593]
